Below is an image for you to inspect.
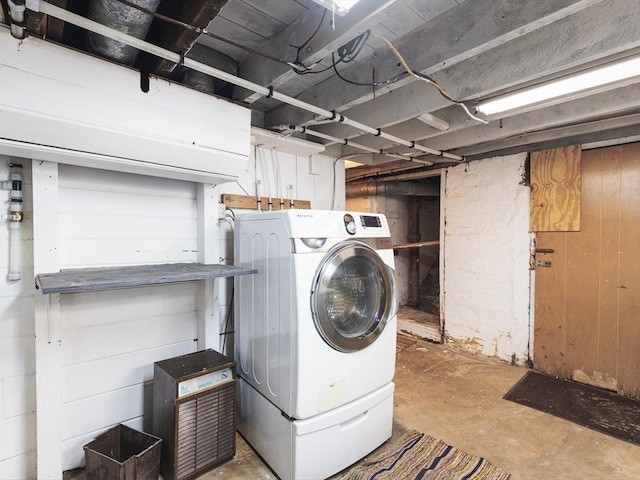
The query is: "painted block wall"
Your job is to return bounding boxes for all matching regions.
[0,158,36,479]
[443,154,531,363]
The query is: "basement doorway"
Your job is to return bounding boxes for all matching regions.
[345,170,444,343]
[394,174,442,343]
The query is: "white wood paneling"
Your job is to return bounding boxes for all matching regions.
[53,165,200,471]
[0,296,35,337]
[0,28,250,184]
[0,414,36,461]
[59,283,197,330]
[0,450,36,480]
[0,337,35,379]
[61,311,197,365]
[3,375,36,419]
[197,183,221,351]
[61,342,194,404]
[62,385,146,440]
[58,165,197,268]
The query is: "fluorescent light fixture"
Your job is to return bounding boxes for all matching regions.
[311,0,361,16]
[476,55,640,115]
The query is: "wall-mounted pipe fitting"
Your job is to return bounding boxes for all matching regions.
[8,0,27,39]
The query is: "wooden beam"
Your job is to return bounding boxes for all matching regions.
[281,0,638,141]
[234,0,404,103]
[141,0,229,76]
[47,0,68,42]
[456,113,640,158]
[341,80,640,155]
[417,113,449,131]
[222,193,311,210]
[429,84,640,152]
[345,159,423,181]
[265,0,603,127]
[23,0,68,41]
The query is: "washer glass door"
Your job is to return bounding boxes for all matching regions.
[311,241,396,352]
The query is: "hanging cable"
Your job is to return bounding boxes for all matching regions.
[331,51,409,87]
[290,9,327,73]
[370,32,489,125]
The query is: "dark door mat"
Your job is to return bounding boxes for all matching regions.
[504,371,640,446]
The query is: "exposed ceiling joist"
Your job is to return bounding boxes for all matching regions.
[233,0,404,103]
[458,112,640,157]
[340,81,640,156]
[308,0,640,147]
[265,0,602,128]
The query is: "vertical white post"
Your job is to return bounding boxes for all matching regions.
[439,169,446,339]
[32,161,62,478]
[196,183,221,351]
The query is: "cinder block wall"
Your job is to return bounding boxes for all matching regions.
[443,154,531,364]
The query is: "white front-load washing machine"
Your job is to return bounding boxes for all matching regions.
[234,210,397,479]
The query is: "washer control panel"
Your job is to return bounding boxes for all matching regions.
[343,213,388,236]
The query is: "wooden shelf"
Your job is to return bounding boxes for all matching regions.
[35,263,257,294]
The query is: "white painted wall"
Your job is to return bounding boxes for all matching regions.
[0,158,36,479]
[443,154,531,364]
[56,165,200,470]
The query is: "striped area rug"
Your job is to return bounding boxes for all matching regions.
[339,430,510,480]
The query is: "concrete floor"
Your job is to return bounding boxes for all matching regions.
[202,335,640,480]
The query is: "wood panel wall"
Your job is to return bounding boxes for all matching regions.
[530,145,582,231]
[56,165,199,469]
[534,144,640,398]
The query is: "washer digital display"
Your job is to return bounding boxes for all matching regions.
[360,215,382,228]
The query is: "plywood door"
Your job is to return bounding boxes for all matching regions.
[534,143,640,398]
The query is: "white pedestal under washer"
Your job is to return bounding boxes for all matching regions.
[234,210,397,479]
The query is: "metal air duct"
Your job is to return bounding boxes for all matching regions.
[345,180,439,198]
[86,0,161,65]
[180,44,237,95]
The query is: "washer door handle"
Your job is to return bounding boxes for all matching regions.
[387,265,397,319]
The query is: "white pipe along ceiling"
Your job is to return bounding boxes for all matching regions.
[16,0,462,163]
[8,0,640,172]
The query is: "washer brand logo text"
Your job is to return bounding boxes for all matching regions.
[296,214,314,218]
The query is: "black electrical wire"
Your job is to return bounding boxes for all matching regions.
[292,60,339,75]
[331,52,409,87]
[290,8,327,71]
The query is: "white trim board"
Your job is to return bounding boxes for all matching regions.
[0,27,250,184]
